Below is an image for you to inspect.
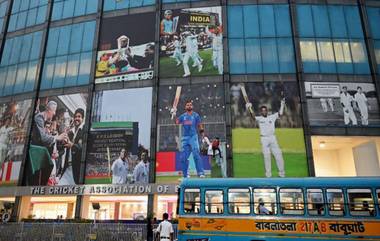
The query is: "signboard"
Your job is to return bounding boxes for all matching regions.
[311,84,341,98]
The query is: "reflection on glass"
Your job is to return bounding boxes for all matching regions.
[184,189,200,214]
[279,188,304,215]
[205,190,224,214]
[254,188,277,215]
[307,189,324,215]
[326,189,344,216]
[228,189,250,214]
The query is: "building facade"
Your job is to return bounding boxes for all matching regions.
[0,0,379,221]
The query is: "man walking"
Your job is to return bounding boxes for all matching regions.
[156,213,174,241]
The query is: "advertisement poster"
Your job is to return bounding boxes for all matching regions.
[156,83,227,183]
[0,100,32,186]
[305,82,380,127]
[25,93,88,186]
[159,7,223,77]
[96,12,155,83]
[231,82,308,178]
[85,87,152,184]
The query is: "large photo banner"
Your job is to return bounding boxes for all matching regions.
[85,87,152,184]
[96,12,155,83]
[156,84,227,183]
[231,82,308,178]
[25,93,88,186]
[159,7,223,77]
[0,100,32,186]
[305,82,380,127]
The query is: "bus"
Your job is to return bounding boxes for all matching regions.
[177,178,380,241]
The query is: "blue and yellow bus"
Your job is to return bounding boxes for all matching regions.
[177,178,380,241]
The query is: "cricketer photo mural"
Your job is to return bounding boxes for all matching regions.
[85,87,152,184]
[0,100,32,186]
[24,93,88,186]
[159,6,223,78]
[95,12,155,83]
[231,82,308,178]
[156,83,227,183]
[304,82,380,127]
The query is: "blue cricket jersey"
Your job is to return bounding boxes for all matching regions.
[177,112,201,137]
[162,19,173,33]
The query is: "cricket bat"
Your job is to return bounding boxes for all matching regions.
[240,85,255,119]
[171,86,182,119]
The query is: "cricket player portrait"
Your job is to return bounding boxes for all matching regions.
[171,100,205,178]
[354,86,369,126]
[340,86,357,126]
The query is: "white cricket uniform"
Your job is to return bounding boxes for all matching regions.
[183,35,201,76]
[157,220,174,240]
[0,125,12,176]
[206,29,223,74]
[320,98,328,112]
[327,98,334,112]
[172,40,183,64]
[133,161,149,183]
[340,92,357,125]
[255,113,285,178]
[111,158,128,184]
[192,37,202,64]
[354,92,369,125]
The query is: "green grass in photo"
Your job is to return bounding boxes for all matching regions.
[159,49,220,77]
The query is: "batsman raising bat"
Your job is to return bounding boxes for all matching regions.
[170,97,205,178]
[242,86,286,178]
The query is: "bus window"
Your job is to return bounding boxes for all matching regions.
[183,189,200,214]
[348,189,375,217]
[279,189,304,215]
[377,190,380,212]
[205,190,224,214]
[307,189,324,216]
[326,189,344,216]
[253,188,277,215]
[228,189,250,214]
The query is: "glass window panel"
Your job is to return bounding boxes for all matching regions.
[279,188,304,215]
[52,1,64,20]
[374,40,380,73]
[326,189,345,216]
[333,40,353,74]
[9,37,22,65]
[345,6,363,38]
[29,0,39,8]
[57,25,71,56]
[19,0,29,12]
[316,39,336,73]
[77,51,92,85]
[52,56,67,88]
[307,189,325,216]
[348,189,375,216]
[130,0,142,8]
[40,57,55,89]
[350,40,370,74]
[229,39,246,74]
[3,65,16,95]
[82,21,96,52]
[103,0,116,12]
[7,14,17,32]
[62,0,75,19]
[65,53,80,86]
[228,189,250,214]
[278,38,295,73]
[0,67,7,94]
[367,7,380,39]
[259,5,275,37]
[13,62,27,93]
[183,189,200,214]
[30,31,42,60]
[86,0,98,14]
[300,39,319,73]
[143,0,154,6]
[275,5,291,37]
[24,60,37,92]
[26,8,37,27]
[1,39,13,66]
[116,0,129,10]
[0,19,4,33]
[254,188,277,215]
[36,5,47,24]
[46,28,60,57]
[19,34,32,62]
[312,5,330,38]
[0,2,7,17]
[74,0,86,16]
[40,0,48,6]
[297,5,314,37]
[16,11,27,30]
[12,0,21,13]
[328,6,347,38]
[228,6,243,38]
[205,190,224,214]
[261,38,279,73]
[243,5,259,38]
[245,38,262,73]
[69,23,84,54]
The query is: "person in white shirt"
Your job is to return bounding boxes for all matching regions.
[327,98,334,112]
[182,32,202,77]
[156,213,174,241]
[206,26,223,75]
[133,151,149,183]
[354,86,369,126]
[171,35,183,66]
[340,86,357,126]
[320,98,328,112]
[245,98,286,178]
[258,198,272,215]
[0,116,13,173]
[111,148,129,184]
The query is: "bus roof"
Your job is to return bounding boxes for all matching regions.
[180,177,380,189]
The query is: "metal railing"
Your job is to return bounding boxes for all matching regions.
[0,222,179,241]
